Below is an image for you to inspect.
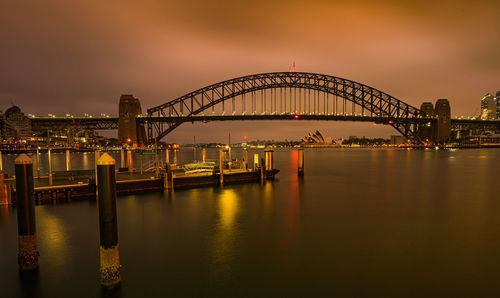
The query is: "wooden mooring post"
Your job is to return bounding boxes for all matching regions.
[298,149,304,176]
[96,153,121,288]
[15,154,39,271]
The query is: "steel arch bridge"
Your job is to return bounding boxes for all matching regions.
[146,72,427,144]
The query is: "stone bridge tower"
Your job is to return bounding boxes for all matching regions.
[418,99,451,144]
[118,94,146,147]
[434,99,451,143]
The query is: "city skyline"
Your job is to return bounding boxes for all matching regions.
[2,0,500,143]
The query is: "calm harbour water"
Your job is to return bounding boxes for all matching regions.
[1,148,500,297]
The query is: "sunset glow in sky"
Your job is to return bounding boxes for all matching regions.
[2,0,500,143]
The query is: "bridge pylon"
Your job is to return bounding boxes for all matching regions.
[118,95,146,147]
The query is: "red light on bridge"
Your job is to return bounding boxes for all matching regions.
[388,120,394,124]
[294,114,300,119]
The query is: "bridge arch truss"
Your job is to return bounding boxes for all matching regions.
[146,72,424,143]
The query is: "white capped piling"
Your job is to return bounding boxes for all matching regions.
[15,154,39,271]
[66,150,71,171]
[298,149,304,176]
[48,148,53,186]
[0,171,7,205]
[96,153,121,288]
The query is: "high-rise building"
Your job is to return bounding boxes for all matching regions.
[480,93,496,120]
[495,91,500,119]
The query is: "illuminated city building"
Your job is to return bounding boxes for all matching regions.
[480,93,496,120]
[495,91,500,119]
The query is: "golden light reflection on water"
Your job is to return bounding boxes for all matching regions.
[219,190,238,229]
[37,210,68,265]
[285,176,301,233]
[82,152,90,169]
[211,188,240,279]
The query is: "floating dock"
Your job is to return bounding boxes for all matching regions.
[3,169,279,205]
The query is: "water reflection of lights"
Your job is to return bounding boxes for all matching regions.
[37,211,68,265]
[219,189,238,230]
[286,177,301,231]
[211,189,240,279]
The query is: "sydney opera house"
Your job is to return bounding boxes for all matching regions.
[301,130,335,146]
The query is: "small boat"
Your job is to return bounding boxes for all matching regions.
[183,162,217,174]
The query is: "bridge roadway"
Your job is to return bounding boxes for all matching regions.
[30,116,119,131]
[29,114,500,131]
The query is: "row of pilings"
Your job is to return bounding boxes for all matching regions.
[10,153,122,288]
[4,148,306,289]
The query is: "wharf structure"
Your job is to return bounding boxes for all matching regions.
[1,150,279,205]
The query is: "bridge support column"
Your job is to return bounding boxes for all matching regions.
[15,154,39,271]
[298,149,304,176]
[202,148,206,163]
[0,151,2,172]
[173,150,178,165]
[165,149,170,164]
[96,153,121,288]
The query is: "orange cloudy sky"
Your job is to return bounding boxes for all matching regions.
[1,0,500,143]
